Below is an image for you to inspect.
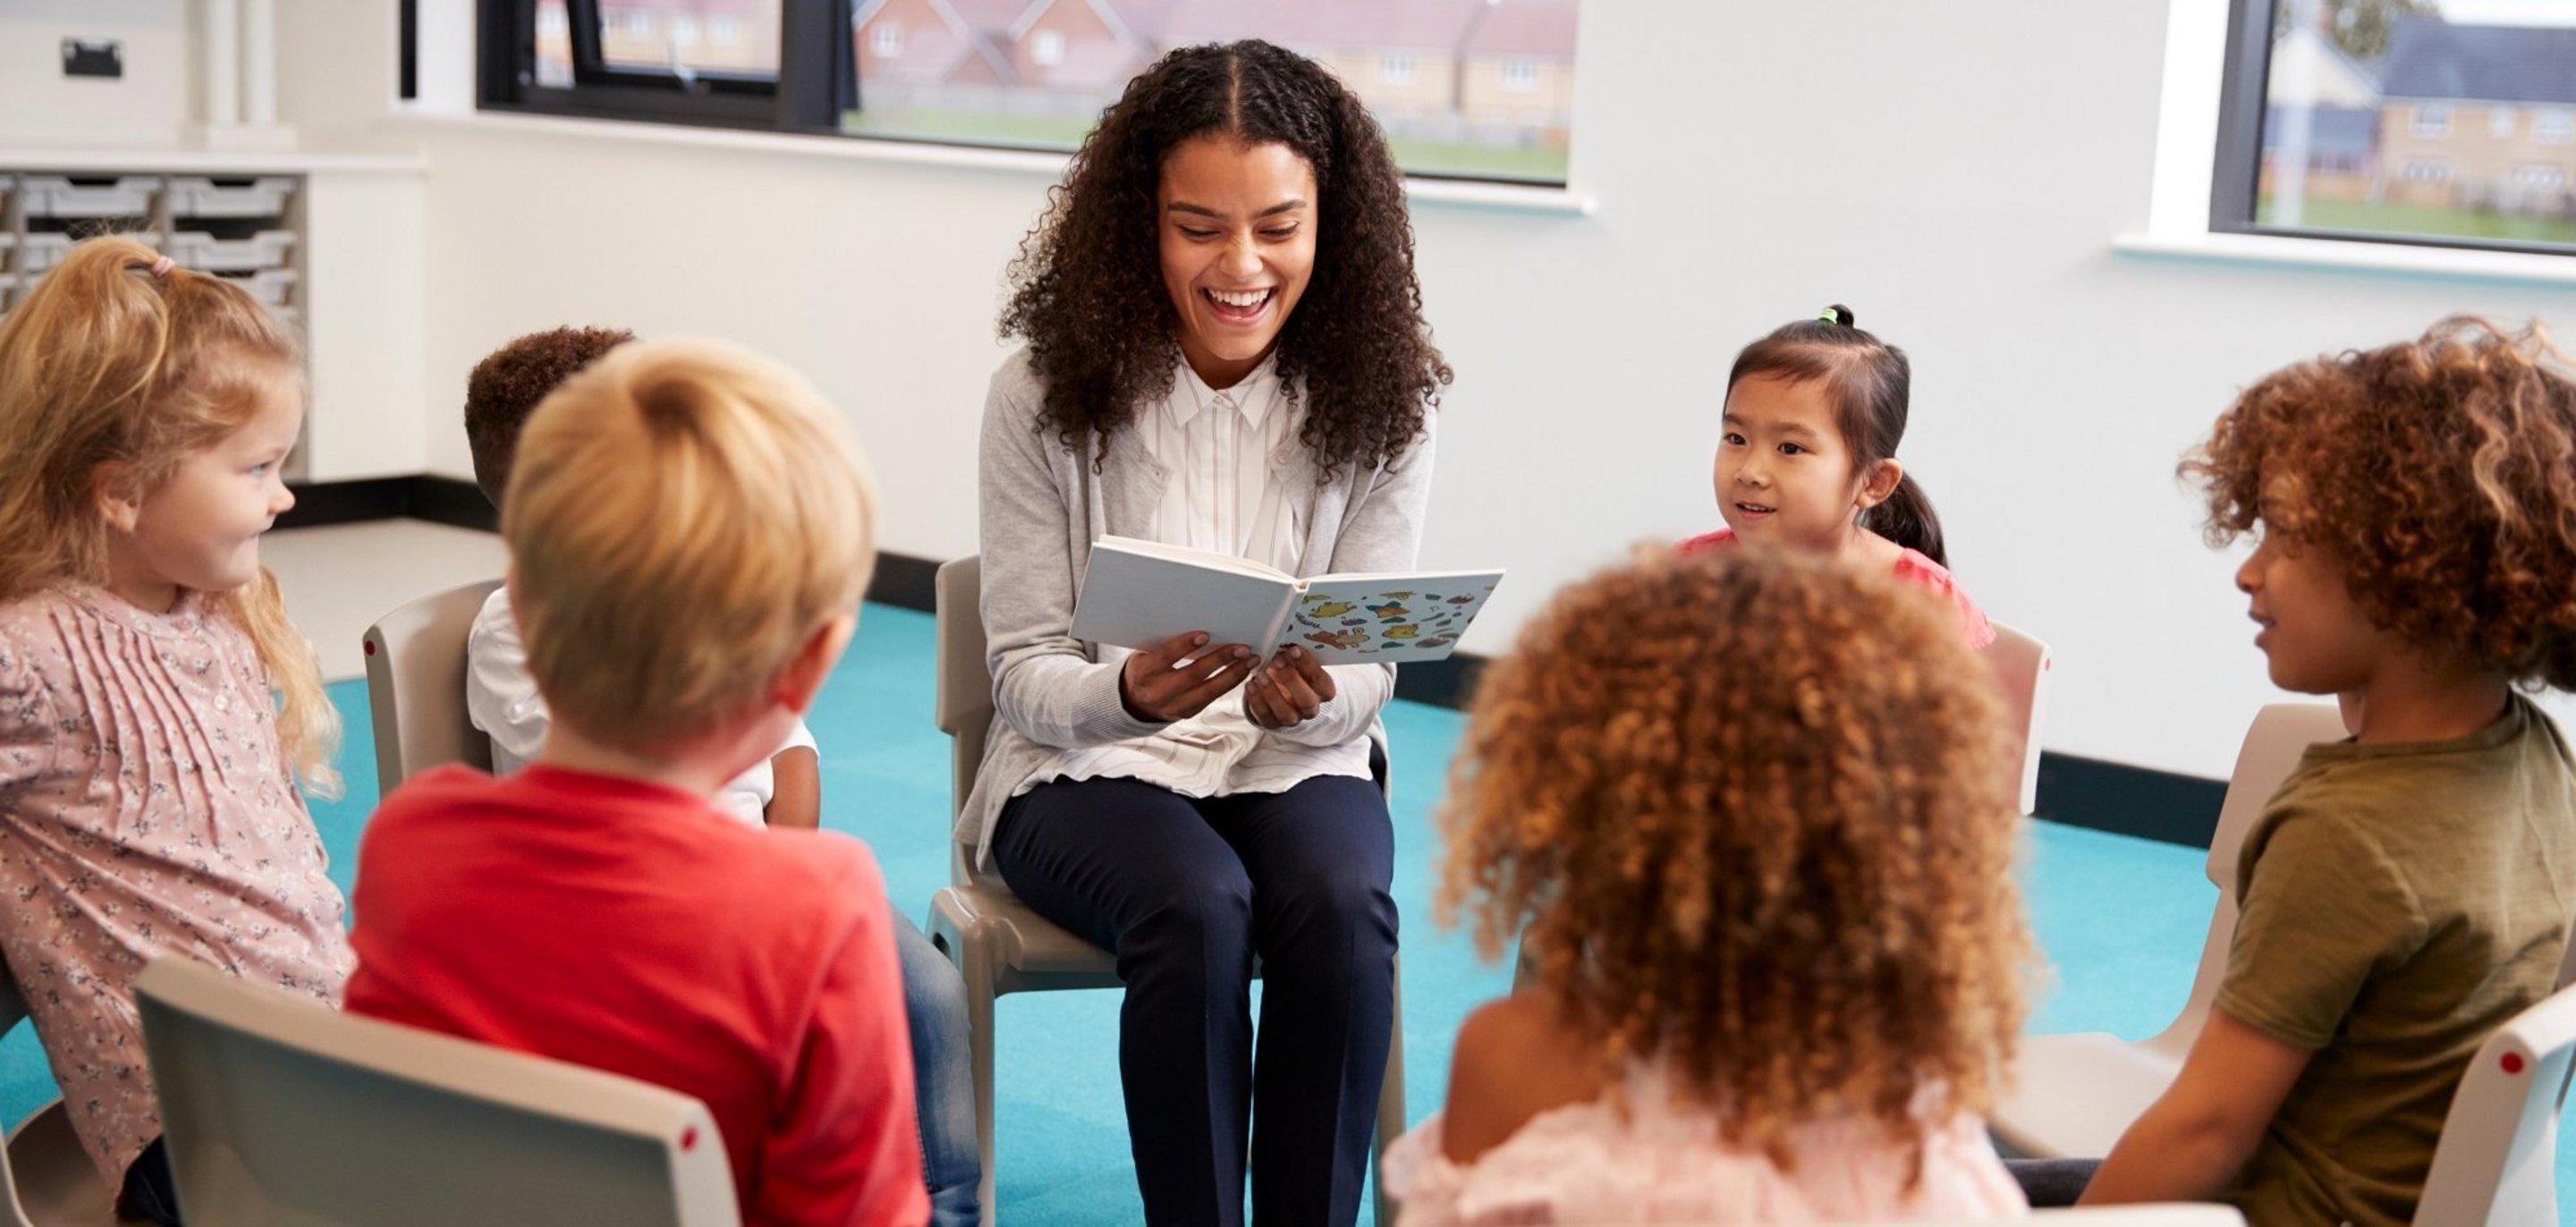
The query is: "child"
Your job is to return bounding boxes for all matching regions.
[2072,318,2576,1225]
[456,326,979,1224]
[1386,547,2032,1223]
[344,339,928,1226]
[0,235,352,1224]
[1680,305,1994,648]
[462,326,818,827]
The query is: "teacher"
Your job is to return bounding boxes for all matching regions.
[962,39,1450,1227]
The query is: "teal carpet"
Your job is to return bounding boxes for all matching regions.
[0,601,2561,1220]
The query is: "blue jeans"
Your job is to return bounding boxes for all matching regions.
[894,912,981,1227]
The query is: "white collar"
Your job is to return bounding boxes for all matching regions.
[1169,353,1281,432]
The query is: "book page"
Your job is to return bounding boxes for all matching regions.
[1273,571,1504,664]
[1069,538,1298,653]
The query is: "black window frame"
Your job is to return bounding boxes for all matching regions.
[477,0,852,135]
[2210,0,2576,259]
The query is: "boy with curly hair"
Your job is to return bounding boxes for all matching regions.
[2076,318,2576,1224]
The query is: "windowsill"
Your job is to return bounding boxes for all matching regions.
[2114,229,2576,288]
[390,106,1597,216]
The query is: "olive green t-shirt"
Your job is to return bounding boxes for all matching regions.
[2218,695,2576,1227]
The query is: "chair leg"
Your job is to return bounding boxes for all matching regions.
[962,933,1000,1227]
[1373,953,1406,1227]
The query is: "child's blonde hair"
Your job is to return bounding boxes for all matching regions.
[504,338,877,754]
[1437,546,2029,1170]
[0,234,338,795]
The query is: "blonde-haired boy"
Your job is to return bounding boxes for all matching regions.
[346,339,928,1227]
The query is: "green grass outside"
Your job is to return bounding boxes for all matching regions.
[2258,195,2576,247]
[840,107,1570,184]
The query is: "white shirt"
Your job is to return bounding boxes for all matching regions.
[465,588,818,826]
[1020,357,1376,800]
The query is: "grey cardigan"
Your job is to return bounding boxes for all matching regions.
[961,348,1437,866]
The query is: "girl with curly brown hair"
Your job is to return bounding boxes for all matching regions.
[1384,547,2033,1223]
[2072,319,2576,1226]
[966,39,1447,1227]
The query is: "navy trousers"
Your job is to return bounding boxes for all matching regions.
[992,772,1398,1227]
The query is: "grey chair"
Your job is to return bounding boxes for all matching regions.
[361,578,504,794]
[133,956,738,1226]
[924,555,1407,1226]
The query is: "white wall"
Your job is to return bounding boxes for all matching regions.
[272,1,2576,783]
[0,0,193,148]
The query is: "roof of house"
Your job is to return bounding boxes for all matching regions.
[1458,0,1577,58]
[1157,0,1494,53]
[2264,104,2378,159]
[2377,18,2576,105]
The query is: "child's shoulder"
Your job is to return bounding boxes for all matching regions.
[1443,991,1613,1163]
[1674,528,1736,555]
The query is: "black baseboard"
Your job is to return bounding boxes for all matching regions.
[280,487,2230,850]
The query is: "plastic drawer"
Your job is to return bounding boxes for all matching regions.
[19,175,159,219]
[166,230,298,273]
[21,232,164,273]
[166,175,296,219]
[219,267,298,308]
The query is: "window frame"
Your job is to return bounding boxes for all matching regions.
[479,0,851,134]
[2208,0,2576,259]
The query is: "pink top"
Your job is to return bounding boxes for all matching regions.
[1676,528,1996,649]
[0,584,352,1182]
[1383,1062,2028,1225]
[346,765,928,1227]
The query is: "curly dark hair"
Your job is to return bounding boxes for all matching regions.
[2183,317,2576,690]
[1000,40,1450,476]
[464,326,637,504]
[1436,546,2029,1172]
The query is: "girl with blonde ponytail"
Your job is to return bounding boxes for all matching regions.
[0,235,352,1223]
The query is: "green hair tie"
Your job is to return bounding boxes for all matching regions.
[1818,308,1842,324]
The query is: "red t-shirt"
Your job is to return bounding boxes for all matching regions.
[1675,528,1997,649]
[344,765,928,1227]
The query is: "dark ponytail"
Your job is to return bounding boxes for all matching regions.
[1726,304,1948,566]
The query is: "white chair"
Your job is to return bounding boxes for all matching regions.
[361,578,504,793]
[1990,703,2349,1159]
[924,555,1407,1227]
[131,956,739,1227]
[1986,622,2054,817]
[2415,963,2576,1224]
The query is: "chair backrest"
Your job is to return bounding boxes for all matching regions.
[132,957,739,1227]
[2148,701,2348,1053]
[2417,976,2576,1225]
[362,579,504,796]
[1833,1206,2243,1225]
[1984,622,2052,817]
[933,556,991,824]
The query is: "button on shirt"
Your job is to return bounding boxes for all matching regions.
[1021,357,1375,799]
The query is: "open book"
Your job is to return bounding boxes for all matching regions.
[1069,536,1504,664]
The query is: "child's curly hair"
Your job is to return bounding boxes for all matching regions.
[464,326,637,505]
[1436,547,2030,1161]
[2184,317,2576,689]
[1000,40,1450,477]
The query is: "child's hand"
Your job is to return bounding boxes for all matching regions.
[1119,631,1258,724]
[1246,646,1336,729]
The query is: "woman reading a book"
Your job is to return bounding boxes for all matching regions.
[965,40,1450,1227]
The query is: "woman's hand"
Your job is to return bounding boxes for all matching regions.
[1245,645,1336,729]
[1120,631,1258,724]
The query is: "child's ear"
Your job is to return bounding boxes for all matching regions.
[773,614,858,715]
[1853,457,1905,511]
[89,463,145,533]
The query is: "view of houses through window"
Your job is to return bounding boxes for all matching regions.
[535,1,1580,184]
[2259,0,2576,249]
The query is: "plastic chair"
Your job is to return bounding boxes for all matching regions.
[131,956,739,1227]
[924,555,1407,1227]
[1990,703,2350,1159]
[2413,955,2576,1225]
[1986,622,2054,817]
[360,578,503,794]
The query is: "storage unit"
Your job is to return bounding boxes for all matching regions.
[165,176,297,218]
[18,174,159,220]
[165,229,297,272]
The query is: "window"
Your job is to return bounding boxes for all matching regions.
[2222,3,2576,255]
[1030,29,1066,68]
[482,0,1581,186]
[2512,164,2568,189]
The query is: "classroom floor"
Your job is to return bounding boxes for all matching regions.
[4,522,2563,1222]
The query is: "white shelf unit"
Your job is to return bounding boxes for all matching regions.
[0,155,428,483]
